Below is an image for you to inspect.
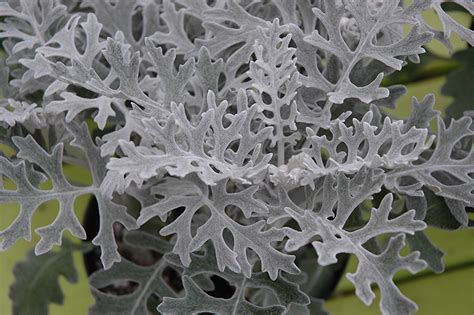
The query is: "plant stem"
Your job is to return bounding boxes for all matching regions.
[307,253,350,299]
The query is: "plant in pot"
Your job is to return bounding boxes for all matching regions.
[0,0,473,314]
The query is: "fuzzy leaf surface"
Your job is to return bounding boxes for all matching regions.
[159,245,309,314]
[284,169,427,315]
[106,91,272,193]
[137,176,299,280]
[0,123,136,269]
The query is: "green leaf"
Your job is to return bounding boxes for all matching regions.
[9,239,87,315]
[442,49,474,120]
[406,231,445,273]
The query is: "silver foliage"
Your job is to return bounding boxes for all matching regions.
[0,0,473,314]
[0,123,137,269]
[89,231,178,315]
[159,244,310,314]
[105,91,272,192]
[137,175,299,280]
[284,169,427,315]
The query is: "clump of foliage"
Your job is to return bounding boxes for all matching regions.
[0,0,473,314]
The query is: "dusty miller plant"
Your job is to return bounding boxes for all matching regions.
[0,0,473,314]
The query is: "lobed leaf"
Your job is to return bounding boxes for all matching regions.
[386,116,474,226]
[284,169,427,315]
[304,0,432,104]
[248,21,301,165]
[89,231,177,315]
[0,0,67,54]
[159,245,309,314]
[9,239,86,315]
[106,91,272,192]
[137,176,299,280]
[0,123,136,269]
[270,111,432,189]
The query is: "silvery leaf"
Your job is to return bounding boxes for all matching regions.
[431,0,474,47]
[304,0,432,104]
[148,0,194,55]
[284,169,427,315]
[0,122,137,269]
[270,111,432,188]
[0,0,67,54]
[386,116,474,226]
[81,0,160,51]
[0,99,44,128]
[145,38,195,107]
[137,176,299,280]
[248,21,301,165]
[46,92,115,130]
[105,91,272,192]
[89,231,177,315]
[159,245,309,314]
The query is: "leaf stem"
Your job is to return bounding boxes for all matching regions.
[307,253,350,299]
[232,277,247,315]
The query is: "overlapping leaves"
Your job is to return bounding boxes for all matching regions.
[0,0,67,54]
[270,108,432,189]
[304,0,433,104]
[0,123,136,269]
[284,169,427,315]
[386,116,474,226]
[105,91,272,193]
[137,175,299,280]
[248,21,301,165]
[0,0,473,314]
[89,231,177,315]
[160,245,310,314]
